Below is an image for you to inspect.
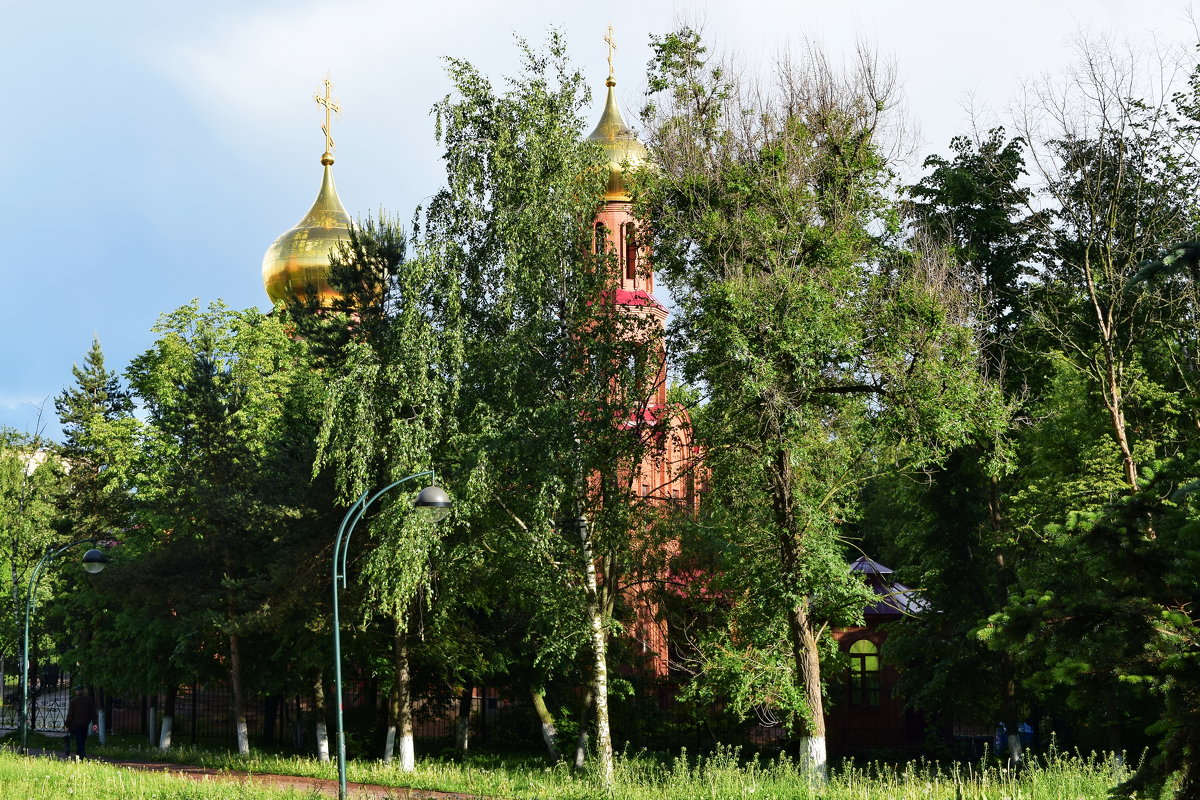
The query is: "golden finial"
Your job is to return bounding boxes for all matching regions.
[604,25,617,86]
[313,74,341,166]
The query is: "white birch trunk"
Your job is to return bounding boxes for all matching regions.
[97,708,106,745]
[147,705,157,746]
[579,514,613,784]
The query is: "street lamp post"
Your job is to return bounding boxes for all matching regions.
[20,538,107,752]
[332,472,450,800]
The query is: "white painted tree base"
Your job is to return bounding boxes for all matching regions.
[158,716,173,750]
[540,722,557,761]
[236,719,250,755]
[1007,734,1024,765]
[798,736,828,784]
[383,726,396,762]
[398,734,415,772]
[316,721,330,763]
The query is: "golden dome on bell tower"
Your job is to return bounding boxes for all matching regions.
[587,27,648,202]
[261,78,351,305]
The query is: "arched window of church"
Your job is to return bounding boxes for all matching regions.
[624,223,638,280]
[595,223,608,255]
[849,639,881,707]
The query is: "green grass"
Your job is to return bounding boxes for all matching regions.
[6,737,1135,800]
[0,750,321,799]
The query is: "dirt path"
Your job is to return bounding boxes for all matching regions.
[31,749,489,799]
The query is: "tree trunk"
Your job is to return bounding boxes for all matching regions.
[786,598,828,782]
[578,513,614,784]
[530,688,558,762]
[229,632,250,755]
[159,684,177,750]
[990,477,1023,766]
[574,686,594,770]
[147,695,156,746]
[1083,254,1139,493]
[314,673,330,763]
[455,685,472,753]
[394,627,415,772]
[774,448,827,783]
[383,688,398,763]
[1106,687,1123,756]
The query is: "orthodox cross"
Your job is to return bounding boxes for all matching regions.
[605,25,616,81]
[314,76,341,156]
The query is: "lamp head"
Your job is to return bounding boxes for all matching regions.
[81,548,107,574]
[414,485,452,523]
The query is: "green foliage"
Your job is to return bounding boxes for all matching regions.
[70,301,319,698]
[907,129,1044,351]
[0,427,63,666]
[424,30,674,748]
[54,337,138,538]
[639,28,1001,741]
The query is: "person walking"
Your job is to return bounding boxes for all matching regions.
[63,686,98,759]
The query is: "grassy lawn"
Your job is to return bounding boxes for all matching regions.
[0,750,318,800]
[1,735,1137,800]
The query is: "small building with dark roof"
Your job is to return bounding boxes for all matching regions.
[826,556,928,757]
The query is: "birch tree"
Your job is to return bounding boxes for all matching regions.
[424,32,676,782]
[295,213,463,771]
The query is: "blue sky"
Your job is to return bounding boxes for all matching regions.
[2,0,1193,438]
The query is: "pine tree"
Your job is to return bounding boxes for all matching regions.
[54,337,136,536]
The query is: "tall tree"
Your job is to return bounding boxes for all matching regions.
[639,29,1002,778]
[423,32,676,781]
[1016,37,1200,493]
[127,301,308,754]
[293,212,463,771]
[54,337,137,537]
[907,128,1044,366]
[865,128,1041,764]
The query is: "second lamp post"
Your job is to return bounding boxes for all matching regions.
[331,472,450,800]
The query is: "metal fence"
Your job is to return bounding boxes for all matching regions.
[0,664,73,733]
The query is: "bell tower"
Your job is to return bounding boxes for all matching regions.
[586,28,668,405]
[586,30,697,677]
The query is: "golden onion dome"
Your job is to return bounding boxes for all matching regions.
[261,151,351,306]
[587,77,648,202]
